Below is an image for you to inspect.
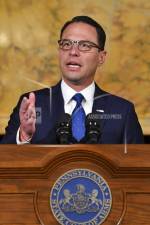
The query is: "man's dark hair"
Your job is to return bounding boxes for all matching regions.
[60,16,106,50]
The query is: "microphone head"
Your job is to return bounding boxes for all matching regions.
[86,113,101,143]
[56,113,71,144]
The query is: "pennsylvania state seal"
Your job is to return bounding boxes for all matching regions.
[50,169,112,225]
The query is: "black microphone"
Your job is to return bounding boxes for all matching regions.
[86,113,101,144]
[56,113,71,144]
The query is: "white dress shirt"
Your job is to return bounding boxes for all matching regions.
[61,80,95,115]
[17,80,95,144]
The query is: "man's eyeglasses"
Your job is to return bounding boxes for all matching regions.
[58,39,101,52]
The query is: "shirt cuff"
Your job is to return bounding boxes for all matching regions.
[16,127,32,144]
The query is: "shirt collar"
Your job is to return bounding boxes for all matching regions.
[61,80,95,104]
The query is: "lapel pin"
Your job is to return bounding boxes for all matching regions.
[96,109,104,113]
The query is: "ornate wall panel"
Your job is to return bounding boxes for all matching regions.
[0,0,149,134]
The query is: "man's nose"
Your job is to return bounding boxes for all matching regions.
[69,44,80,56]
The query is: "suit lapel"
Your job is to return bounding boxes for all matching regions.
[51,81,65,123]
[92,83,110,131]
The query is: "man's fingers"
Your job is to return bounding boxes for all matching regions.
[20,92,35,114]
[19,92,36,139]
[20,105,36,138]
[28,105,36,120]
[20,97,30,113]
[29,92,35,107]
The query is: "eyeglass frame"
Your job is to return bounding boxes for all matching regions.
[58,39,101,52]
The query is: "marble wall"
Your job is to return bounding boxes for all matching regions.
[0,0,149,134]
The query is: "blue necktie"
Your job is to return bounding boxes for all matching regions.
[71,93,86,142]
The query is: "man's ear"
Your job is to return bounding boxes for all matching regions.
[98,50,107,66]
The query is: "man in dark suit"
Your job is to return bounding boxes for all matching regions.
[1,16,144,144]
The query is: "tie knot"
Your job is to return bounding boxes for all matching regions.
[72,93,84,105]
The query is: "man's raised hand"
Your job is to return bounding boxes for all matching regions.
[19,92,36,142]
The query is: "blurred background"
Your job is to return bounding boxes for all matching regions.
[0,0,149,142]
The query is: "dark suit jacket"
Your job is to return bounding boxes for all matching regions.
[1,81,144,144]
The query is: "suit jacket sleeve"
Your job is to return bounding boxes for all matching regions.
[1,97,22,144]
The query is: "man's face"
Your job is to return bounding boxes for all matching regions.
[58,22,106,88]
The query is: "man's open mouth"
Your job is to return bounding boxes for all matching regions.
[66,62,82,68]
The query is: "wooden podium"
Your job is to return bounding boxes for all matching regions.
[0,144,149,225]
